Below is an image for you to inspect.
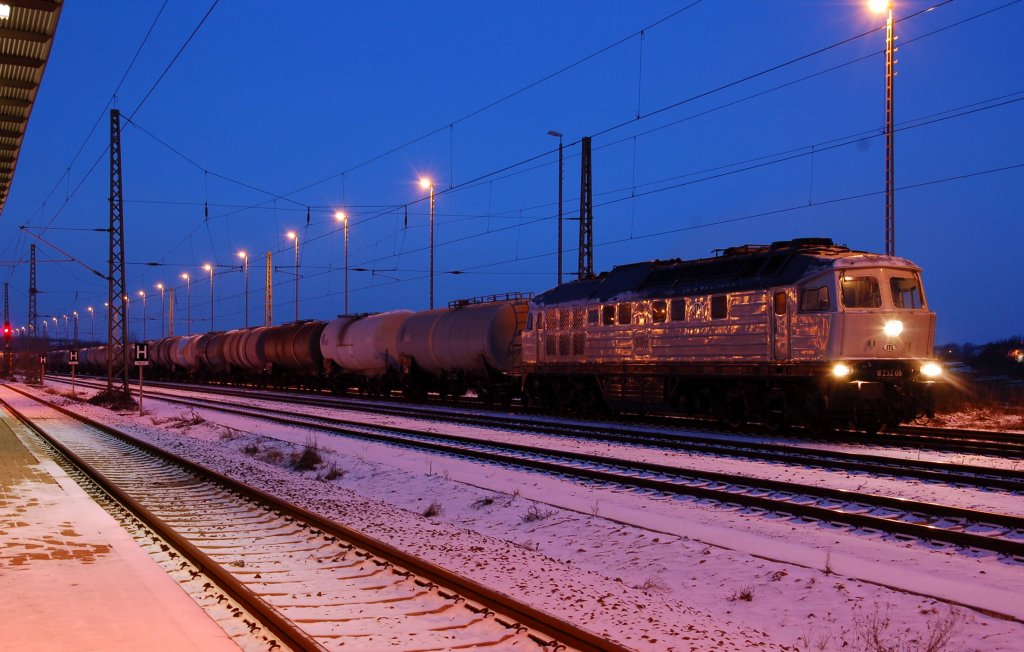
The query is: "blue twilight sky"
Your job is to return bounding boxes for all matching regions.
[1,0,1021,345]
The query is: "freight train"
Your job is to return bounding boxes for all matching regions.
[49,238,942,432]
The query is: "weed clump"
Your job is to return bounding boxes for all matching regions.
[87,389,137,411]
[290,435,322,471]
[521,504,555,522]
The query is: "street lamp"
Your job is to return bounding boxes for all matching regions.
[62,314,68,345]
[181,273,191,335]
[869,0,896,256]
[335,211,349,315]
[287,231,299,322]
[72,311,78,347]
[547,130,564,285]
[418,178,435,309]
[155,284,165,338]
[237,251,249,328]
[87,306,94,343]
[203,264,214,331]
[138,290,147,340]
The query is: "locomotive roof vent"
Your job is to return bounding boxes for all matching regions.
[769,237,835,250]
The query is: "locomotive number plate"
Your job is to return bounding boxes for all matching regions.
[876,369,903,378]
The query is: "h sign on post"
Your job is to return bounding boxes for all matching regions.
[69,350,79,366]
[134,343,149,366]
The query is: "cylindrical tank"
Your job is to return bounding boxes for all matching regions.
[263,321,326,371]
[222,329,248,369]
[397,301,524,376]
[237,326,271,372]
[199,332,229,373]
[321,311,411,376]
[152,337,181,370]
[170,334,203,371]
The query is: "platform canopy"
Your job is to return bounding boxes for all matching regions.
[0,0,62,217]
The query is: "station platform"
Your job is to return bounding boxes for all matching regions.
[0,393,239,651]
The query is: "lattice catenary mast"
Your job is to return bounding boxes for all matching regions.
[107,109,129,394]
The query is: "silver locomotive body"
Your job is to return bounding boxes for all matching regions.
[521,238,940,431]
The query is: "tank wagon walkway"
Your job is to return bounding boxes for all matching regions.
[0,399,237,651]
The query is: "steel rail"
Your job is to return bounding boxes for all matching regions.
[42,380,1024,559]
[2,383,624,652]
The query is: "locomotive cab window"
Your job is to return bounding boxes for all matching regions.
[587,308,599,325]
[711,295,728,319]
[651,300,667,323]
[799,286,831,312]
[602,304,616,326]
[670,299,686,322]
[617,303,632,325]
[526,312,534,331]
[890,277,924,309]
[535,312,543,330]
[840,275,881,308]
[773,292,787,316]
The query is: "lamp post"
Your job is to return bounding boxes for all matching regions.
[155,283,165,338]
[137,291,147,340]
[418,178,435,309]
[203,264,215,331]
[62,314,68,346]
[237,251,249,328]
[124,295,129,341]
[869,0,896,256]
[87,306,94,343]
[181,273,191,335]
[334,211,349,315]
[287,231,299,322]
[72,311,78,348]
[547,130,564,285]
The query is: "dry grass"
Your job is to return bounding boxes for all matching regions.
[727,585,755,602]
[290,435,322,471]
[317,463,345,482]
[422,501,443,518]
[521,503,555,522]
[853,606,966,652]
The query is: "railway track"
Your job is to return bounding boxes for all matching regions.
[37,379,1024,561]
[55,376,1024,494]
[53,374,1024,459]
[1,384,616,652]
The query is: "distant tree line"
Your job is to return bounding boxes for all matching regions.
[937,337,1024,379]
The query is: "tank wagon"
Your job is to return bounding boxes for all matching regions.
[520,238,940,432]
[128,295,530,397]
[396,295,530,401]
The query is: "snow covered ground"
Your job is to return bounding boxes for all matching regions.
[17,381,1024,651]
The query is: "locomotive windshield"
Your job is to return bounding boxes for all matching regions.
[890,276,925,309]
[840,275,882,308]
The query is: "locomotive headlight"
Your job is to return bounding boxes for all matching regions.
[832,363,853,378]
[883,320,904,338]
[920,362,942,378]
